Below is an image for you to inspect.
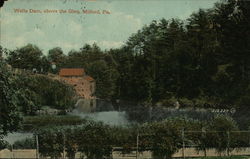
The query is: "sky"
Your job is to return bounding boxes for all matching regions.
[0,0,219,54]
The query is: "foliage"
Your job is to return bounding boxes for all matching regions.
[87,59,119,99]
[33,116,249,159]
[76,121,113,159]
[142,122,181,159]
[64,128,78,159]
[37,121,113,159]
[0,140,10,150]
[2,0,250,109]
[108,0,250,108]
[1,1,250,157]
[13,73,76,115]
[37,128,64,158]
[110,125,137,154]
[138,118,202,159]
[47,47,66,73]
[0,61,21,139]
[187,115,240,156]
[208,115,239,154]
[6,44,49,73]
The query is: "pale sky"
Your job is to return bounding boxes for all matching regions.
[0,0,219,54]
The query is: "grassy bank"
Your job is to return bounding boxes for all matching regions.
[22,115,86,131]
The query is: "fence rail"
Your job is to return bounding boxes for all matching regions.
[1,130,250,159]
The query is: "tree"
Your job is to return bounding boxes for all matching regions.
[64,128,78,159]
[110,126,136,154]
[88,60,119,99]
[6,44,48,72]
[110,47,135,101]
[37,121,113,159]
[139,119,184,159]
[47,47,66,73]
[0,61,21,139]
[76,121,113,159]
[15,88,41,115]
[209,115,239,155]
[14,73,76,113]
[48,47,65,63]
[37,128,64,158]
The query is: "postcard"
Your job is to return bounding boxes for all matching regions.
[0,0,249,158]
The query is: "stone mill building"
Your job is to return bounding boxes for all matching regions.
[59,68,96,112]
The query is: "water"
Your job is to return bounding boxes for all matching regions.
[69,110,129,126]
[3,132,33,145]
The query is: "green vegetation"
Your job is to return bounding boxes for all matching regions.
[2,0,250,109]
[6,44,49,73]
[0,140,9,150]
[1,0,250,156]
[13,73,76,115]
[0,58,76,148]
[22,115,87,131]
[33,116,249,159]
[0,61,21,138]
[111,0,250,107]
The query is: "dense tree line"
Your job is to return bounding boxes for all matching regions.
[1,0,249,109]
[110,0,250,108]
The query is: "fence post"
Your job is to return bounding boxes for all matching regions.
[11,144,14,159]
[136,133,139,159]
[36,135,39,159]
[182,129,185,159]
[63,133,65,159]
[202,128,207,157]
[227,131,230,156]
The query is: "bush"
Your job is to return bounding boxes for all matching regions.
[0,140,10,150]
[33,117,244,159]
[13,74,76,115]
[37,121,113,159]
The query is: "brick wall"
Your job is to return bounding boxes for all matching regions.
[61,76,95,99]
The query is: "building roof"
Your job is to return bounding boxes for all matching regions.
[84,75,95,82]
[59,68,85,77]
